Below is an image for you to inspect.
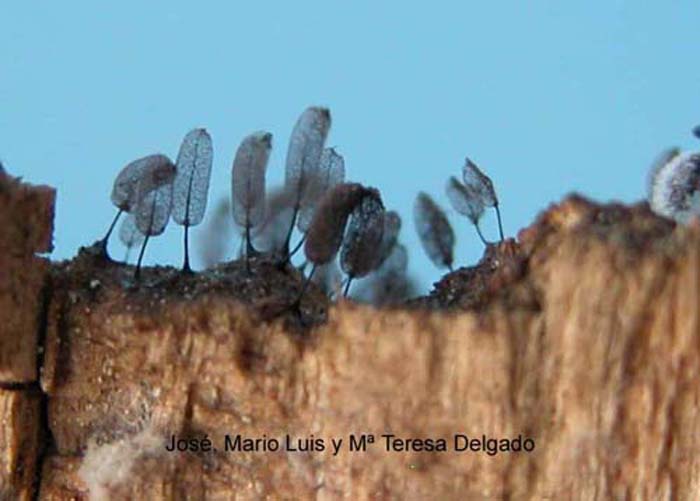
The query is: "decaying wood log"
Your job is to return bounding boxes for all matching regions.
[0,389,42,501]
[0,170,54,382]
[38,195,700,499]
[3,165,700,499]
[0,170,55,258]
[0,170,54,499]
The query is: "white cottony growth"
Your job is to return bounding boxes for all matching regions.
[78,425,163,501]
[173,128,213,227]
[231,131,273,230]
[649,148,700,224]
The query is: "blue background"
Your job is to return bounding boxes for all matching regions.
[3,2,699,292]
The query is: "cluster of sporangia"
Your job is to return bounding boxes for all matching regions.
[100,105,505,302]
[413,159,504,273]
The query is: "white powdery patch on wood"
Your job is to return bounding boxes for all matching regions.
[78,425,164,501]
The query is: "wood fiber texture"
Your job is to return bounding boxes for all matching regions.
[38,195,700,499]
[2,167,698,499]
[0,170,54,499]
[0,170,54,382]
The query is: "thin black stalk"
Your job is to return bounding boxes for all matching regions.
[343,276,353,297]
[281,205,299,259]
[237,235,245,259]
[245,224,258,257]
[245,223,256,272]
[100,209,123,255]
[135,195,156,280]
[295,263,317,304]
[183,224,191,272]
[134,234,150,280]
[281,168,308,259]
[494,204,505,241]
[328,276,348,301]
[475,223,489,246]
[289,234,307,259]
[182,174,194,272]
